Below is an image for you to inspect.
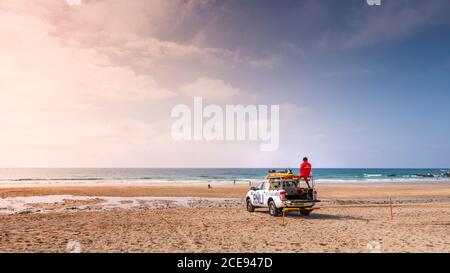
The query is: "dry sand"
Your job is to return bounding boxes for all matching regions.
[1,182,450,253]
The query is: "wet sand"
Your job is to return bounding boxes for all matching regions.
[1,182,450,252]
[1,182,450,199]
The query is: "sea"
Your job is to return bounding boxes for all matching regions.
[0,168,449,185]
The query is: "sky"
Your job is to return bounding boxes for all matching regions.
[0,0,449,168]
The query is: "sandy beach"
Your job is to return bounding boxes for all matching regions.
[3,0,450,259]
[1,182,450,253]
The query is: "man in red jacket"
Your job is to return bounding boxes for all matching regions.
[299,157,312,188]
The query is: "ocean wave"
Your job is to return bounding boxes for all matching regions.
[9,178,104,181]
[1,168,450,185]
[316,177,450,183]
[364,174,382,177]
[0,177,264,185]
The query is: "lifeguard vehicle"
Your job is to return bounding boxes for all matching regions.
[245,170,320,216]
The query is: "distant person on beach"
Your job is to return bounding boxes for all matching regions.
[299,157,312,188]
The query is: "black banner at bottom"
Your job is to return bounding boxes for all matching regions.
[0,253,447,272]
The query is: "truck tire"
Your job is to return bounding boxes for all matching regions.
[269,201,279,217]
[277,208,283,215]
[246,198,255,212]
[300,208,311,216]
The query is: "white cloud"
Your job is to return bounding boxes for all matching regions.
[0,8,176,165]
[248,55,282,69]
[0,10,175,104]
[0,0,290,167]
[341,0,450,49]
[179,78,240,101]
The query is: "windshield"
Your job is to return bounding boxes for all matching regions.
[254,182,265,190]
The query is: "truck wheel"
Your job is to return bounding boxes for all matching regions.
[277,208,283,215]
[246,198,255,212]
[269,201,279,217]
[300,208,311,216]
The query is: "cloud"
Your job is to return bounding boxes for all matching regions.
[120,37,235,66]
[0,1,276,167]
[179,78,240,101]
[280,42,304,55]
[277,0,450,55]
[0,6,177,165]
[340,0,450,49]
[0,10,175,105]
[0,0,234,67]
[0,0,278,72]
[248,55,282,69]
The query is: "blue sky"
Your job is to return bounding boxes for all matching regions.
[196,0,450,168]
[1,0,449,168]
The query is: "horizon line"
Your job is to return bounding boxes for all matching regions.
[0,167,448,169]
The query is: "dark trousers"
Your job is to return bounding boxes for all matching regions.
[299,176,311,188]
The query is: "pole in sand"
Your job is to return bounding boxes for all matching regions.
[389,197,394,220]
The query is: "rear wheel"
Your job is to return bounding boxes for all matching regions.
[246,198,255,212]
[269,201,279,217]
[300,208,311,216]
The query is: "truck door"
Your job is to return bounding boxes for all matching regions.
[262,182,270,207]
[251,182,265,206]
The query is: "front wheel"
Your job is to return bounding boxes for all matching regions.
[246,198,255,212]
[269,201,280,217]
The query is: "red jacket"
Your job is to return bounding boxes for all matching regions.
[299,161,312,178]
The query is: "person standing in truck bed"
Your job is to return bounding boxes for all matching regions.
[299,157,312,188]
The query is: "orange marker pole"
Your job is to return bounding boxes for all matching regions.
[389,197,394,220]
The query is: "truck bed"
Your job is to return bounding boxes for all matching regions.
[285,187,315,200]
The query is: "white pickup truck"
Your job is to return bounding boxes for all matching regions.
[246,176,320,217]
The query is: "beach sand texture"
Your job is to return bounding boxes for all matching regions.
[1,183,450,253]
